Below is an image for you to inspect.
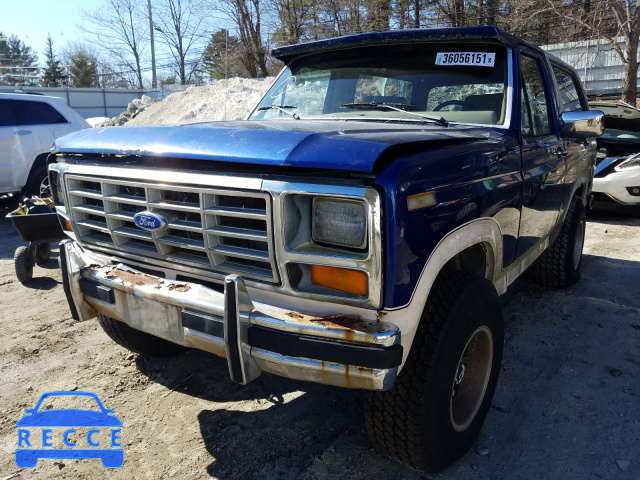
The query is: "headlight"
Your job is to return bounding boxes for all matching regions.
[615,154,640,172]
[312,197,367,249]
[49,170,65,206]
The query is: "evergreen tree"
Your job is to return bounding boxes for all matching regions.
[69,51,98,87]
[0,32,38,86]
[202,30,241,80]
[41,34,65,87]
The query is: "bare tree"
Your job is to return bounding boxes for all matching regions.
[154,0,209,84]
[81,0,149,88]
[509,0,640,103]
[271,0,314,44]
[219,0,270,77]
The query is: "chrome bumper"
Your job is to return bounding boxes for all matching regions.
[59,240,402,390]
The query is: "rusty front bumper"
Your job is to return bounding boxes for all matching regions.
[59,240,402,390]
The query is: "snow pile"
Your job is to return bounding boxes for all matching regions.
[99,77,274,127]
[86,117,111,127]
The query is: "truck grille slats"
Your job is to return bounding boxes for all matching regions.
[65,175,278,283]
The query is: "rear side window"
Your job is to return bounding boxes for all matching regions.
[0,99,18,126]
[552,64,585,112]
[12,99,68,125]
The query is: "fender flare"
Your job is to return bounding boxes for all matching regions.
[383,217,504,367]
[20,149,51,189]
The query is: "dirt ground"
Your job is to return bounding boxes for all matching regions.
[0,197,638,480]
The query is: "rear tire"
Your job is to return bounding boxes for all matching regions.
[24,164,49,198]
[532,197,586,288]
[14,246,33,283]
[364,270,504,473]
[97,314,186,357]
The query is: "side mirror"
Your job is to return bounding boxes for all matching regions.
[559,111,604,139]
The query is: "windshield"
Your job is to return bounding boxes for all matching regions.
[250,42,510,126]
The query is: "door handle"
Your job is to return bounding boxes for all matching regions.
[555,147,567,156]
[15,130,32,135]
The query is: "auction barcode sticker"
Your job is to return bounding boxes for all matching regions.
[435,52,496,67]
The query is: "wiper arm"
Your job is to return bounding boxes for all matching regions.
[340,102,448,126]
[256,104,300,119]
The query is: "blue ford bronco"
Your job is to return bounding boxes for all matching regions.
[51,26,603,472]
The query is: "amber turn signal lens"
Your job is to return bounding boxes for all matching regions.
[311,265,368,296]
[64,219,72,231]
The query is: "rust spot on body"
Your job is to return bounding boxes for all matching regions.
[287,311,303,319]
[344,365,352,388]
[105,267,162,286]
[168,283,190,292]
[310,314,388,335]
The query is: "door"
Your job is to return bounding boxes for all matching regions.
[550,62,593,211]
[0,99,42,194]
[515,52,566,258]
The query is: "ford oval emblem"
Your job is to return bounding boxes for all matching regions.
[133,211,167,231]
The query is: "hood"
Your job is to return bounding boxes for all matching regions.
[54,119,487,173]
[589,101,640,158]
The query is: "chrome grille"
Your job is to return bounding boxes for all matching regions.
[65,175,278,283]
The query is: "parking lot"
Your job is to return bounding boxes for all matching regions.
[0,199,638,480]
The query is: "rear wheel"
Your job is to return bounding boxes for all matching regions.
[97,314,186,357]
[24,164,49,198]
[532,197,586,288]
[364,270,504,473]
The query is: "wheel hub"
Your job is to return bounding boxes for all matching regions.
[450,326,493,432]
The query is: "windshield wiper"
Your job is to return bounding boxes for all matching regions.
[256,104,300,120]
[340,102,448,126]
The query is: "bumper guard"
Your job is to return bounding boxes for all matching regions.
[59,240,402,390]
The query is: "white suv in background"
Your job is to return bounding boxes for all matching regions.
[0,92,89,197]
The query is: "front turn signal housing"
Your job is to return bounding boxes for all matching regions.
[311,265,368,296]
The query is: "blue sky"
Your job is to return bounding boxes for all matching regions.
[1,0,100,61]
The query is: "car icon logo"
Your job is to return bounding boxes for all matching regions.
[133,211,167,231]
[15,391,124,468]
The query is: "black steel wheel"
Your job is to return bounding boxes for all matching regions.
[364,269,504,473]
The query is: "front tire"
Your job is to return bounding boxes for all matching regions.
[97,314,186,357]
[14,246,33,283]
[364,270,504,473]
[532,196,586,288]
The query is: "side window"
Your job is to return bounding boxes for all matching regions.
[520,87,532,136]
[552,64,585,112]
[520,54,552,136]
[12,100,68,125]
[0,100,18,127]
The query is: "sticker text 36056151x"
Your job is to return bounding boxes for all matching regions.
[435,52,495,67]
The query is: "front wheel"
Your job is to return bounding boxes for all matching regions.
[14,246,34,283]
[97,314,186,357]
[364,270,504,473]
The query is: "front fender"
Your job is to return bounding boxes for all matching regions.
[383,217,504,368]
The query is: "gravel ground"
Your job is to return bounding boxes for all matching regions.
[0,197,638,480]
